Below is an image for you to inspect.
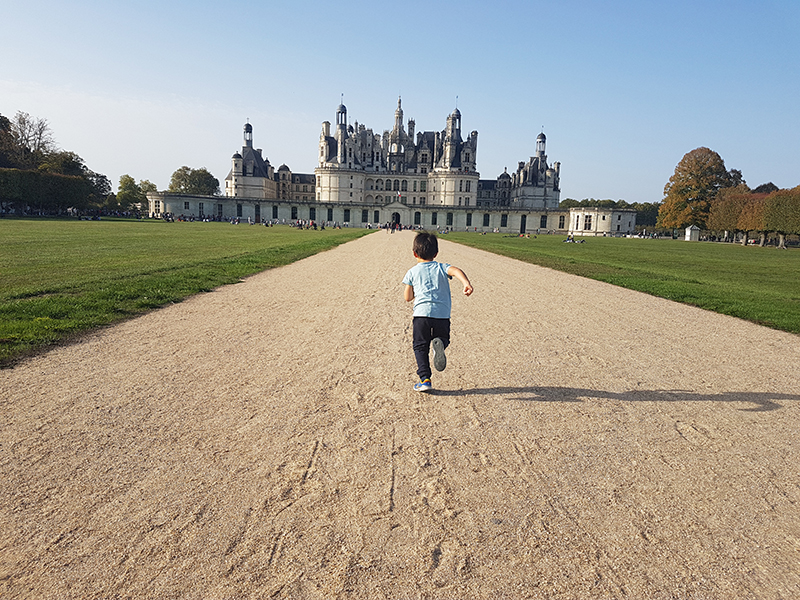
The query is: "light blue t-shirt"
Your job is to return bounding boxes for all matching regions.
[403,261,452,318]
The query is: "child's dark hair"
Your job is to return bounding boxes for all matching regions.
[413,232,439,260]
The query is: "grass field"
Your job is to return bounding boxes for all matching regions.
[3,221,799,365]
[446,232,800,335]
[0,218,372,364]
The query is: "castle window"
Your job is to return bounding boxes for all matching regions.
[465,199,469,206]
[344,209,351,222]
[559,215,565,229]
[393,180,400,191]
[184,202,190,210]
[584,215,593,230]
[291,206,298,220]
[420,181,427,192]
[420,197,426,205]
[483,214,490,227]
[466,213,472,227]
[327,208,333,221]
[465,181,471,192]
[218,203,224,218]
[540,215,548,229]
[362,209,369,223]
[310,207,316,220]
[414,212,421,225]
[198,202,204,216]
[374,210,380,222]
[459,180,463,192]
[413,181,417,192]
[237,204,243,217]
[501,214,508,227]
[446,213,453,226]
[273,205,279,219]
[401,180,408,191]
[431,212,438,225]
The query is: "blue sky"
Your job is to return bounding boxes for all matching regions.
[2,0,798,203]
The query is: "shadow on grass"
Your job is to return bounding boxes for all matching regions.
[429,386,797,412]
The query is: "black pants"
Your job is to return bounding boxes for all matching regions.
[412,317,450,380]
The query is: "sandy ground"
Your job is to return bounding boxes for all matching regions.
[1,230,799,599]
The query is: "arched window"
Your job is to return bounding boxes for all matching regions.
[376,179,383,191]
[393,180,400,191]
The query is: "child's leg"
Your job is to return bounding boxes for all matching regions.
[412,317,433,380]
[431,318,451,348]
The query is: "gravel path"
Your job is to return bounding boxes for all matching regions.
[2,230,799,599]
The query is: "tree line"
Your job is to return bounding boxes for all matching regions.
[0,111,116,214]
[0,110,219,216]
[658,147,798,248]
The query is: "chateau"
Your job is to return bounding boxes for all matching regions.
[148,100,635,235]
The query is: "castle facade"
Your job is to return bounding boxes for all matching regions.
[147,100,635,236]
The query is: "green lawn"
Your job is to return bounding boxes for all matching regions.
[0,218,372,364]
[446,232,800,334]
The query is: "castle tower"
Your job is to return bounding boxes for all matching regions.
[336,103,347,164]
[535,132,546,158]
[244,122,253,148]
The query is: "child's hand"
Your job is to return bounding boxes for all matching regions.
[463,283,473,296]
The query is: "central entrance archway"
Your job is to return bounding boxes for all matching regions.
[392,212,401,228]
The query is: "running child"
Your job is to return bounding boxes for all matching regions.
[403,232,473,392]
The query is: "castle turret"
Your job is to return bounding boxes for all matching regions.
[244,122,253,148]
[536,132,546,158]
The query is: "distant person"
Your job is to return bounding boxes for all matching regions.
[403,232,473,392]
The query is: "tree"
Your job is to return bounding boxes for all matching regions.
[752,182,779,194]
[6,111,57,169]
[658,147,734,230]
[168,166,219,195]
[763,187,800,249]
[707,185,751,243]
[139,179,158,194]
[0,113,14,168]
[38,151,87,177]
[737,195,768,246]
[629,202,660,228]
[85,170,112,208]
[116,174,147,209]
[559,198,580,208]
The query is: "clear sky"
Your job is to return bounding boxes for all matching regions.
[2,0,798,203]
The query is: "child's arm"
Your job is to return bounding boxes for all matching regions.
[404,284,415,302]
[447,266,473,296]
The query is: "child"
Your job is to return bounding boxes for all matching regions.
[403,232,473,392]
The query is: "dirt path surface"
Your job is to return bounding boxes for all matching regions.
[2,230,799,599]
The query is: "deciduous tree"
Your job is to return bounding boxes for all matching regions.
[737,195,768,246]
[707,185,751,243]
[168,166,219,195]
[117,174,146,209]
[658,147,733,230]
[763,186,800,249]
